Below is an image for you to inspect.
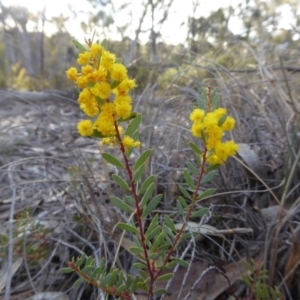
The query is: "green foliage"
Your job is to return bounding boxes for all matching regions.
[0,209,49,263]
[242,261,283,300]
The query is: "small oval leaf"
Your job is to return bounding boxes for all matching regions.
[102,153,125,168]
[111,197,134,213]
[125,113,142,136]
[117,222,139,234]
[112,174,130,190]
[142,194,162,218]
[133,149,152,171]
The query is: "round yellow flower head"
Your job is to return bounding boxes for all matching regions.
[90,43,102,56]
[66,67,77,81]
[111,63,128,82]
[77,120,93,136]
[190,108,205,122]
[77,51,91,65]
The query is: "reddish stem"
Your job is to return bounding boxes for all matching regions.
[114,122,154,297]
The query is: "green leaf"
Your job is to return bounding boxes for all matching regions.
[146,226,161,242]
[218,114,227,126]
[118,271,124,285]
[187,162,198,176]
[125,113,142,136]
[201,171,215,184]
[138,270,148,280]
[101,39,108,48]
[178,196,188,208]
[125,275,132,289]
[116,284,126,295]
[173,257,189,267]
[197,97,207,111]
[111,80,120,89]
[179,186,192,200]
[117,222,139,234]
[164,215,176,233]
[131,276,142,293]
[163,224,175,239]
[165,260,177,269]
[177,199,185,216]
[118,111,137,123]
[75,255,85,268]
[148,252,159,260]
[102,153,125,168]
[189,142,202,155]
[195,152,202,166]
[125,196,135,205]
[91,266,104,280]
[110,269,119,285]
[138,175,155,195]
[197,188,216,200]
[81,265,93,274]
[91,129,106,138]
[73,278,85,287]
[183,170,195,190]
[200,129,206,143]
[61,267,73,273]
[99,273,112,287]
[142,194,162,218]
[137,281,148,291]
[211,94,220,111]
[154,288,167,296]
[129,246,143,255]
[72,40,86,53]
[132,163,145,182]
[133,149,152,171]
[112,174,130,191]
[133,262,147,269]
[205,164,220,173]
[150,232,165,252]
[156,273,173,281]
[84,256,94,267]
[191,208,209,218]
[139,183,155,208]
[145,214,159,236]
[111,197,134,213]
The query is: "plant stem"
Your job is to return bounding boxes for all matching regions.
[114,122,154,298]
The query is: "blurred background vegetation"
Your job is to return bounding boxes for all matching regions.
[0,0,299,92]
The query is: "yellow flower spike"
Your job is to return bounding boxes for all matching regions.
[66,67,78,81]
[90,82,111,100]
[222,140,239,156]
[213,108,227,118]
[111,63,128,82]
[114,95,132,105]
[122,135,135,151]
[77,52,91,65]
[80,103,99,117]
[221,116,236,131]
[90,43,102,56]
[81,65,93,75]
[190,108,205,122]
[115,101,132,119]
[94,68,107,82]
[114,79,137,95]
[101,50,116,70]
[203,112,218,129]
[77,120,93,136]
[76,76,88,88]
[207,154,222,165]
[191,122,204,138]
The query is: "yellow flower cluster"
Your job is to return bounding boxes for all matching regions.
[190,107,238,165]
[66,42,139,150]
